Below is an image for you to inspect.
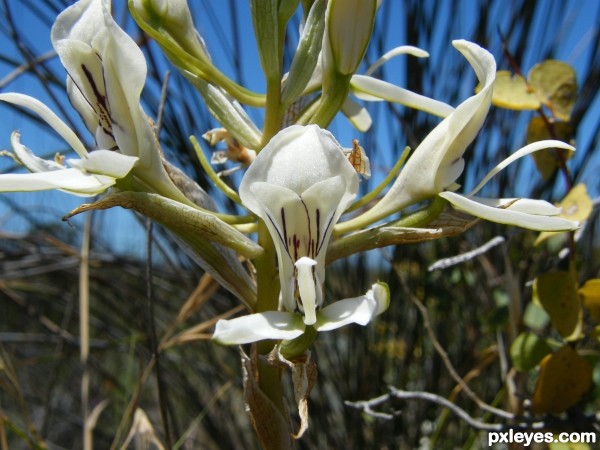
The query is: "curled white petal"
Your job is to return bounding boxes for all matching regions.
[0,93,88,158]
[10,131,64,172]
[212,312,305,345]
[350,75,454,118]
[439,192,579,231]
[316,282,390,331]
[365,45,429,76]
[467,140,575,196]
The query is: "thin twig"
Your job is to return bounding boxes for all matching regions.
[0,49,56,89]
[393,266,514,420]
[428,236,505,271]
[156,71,171,133]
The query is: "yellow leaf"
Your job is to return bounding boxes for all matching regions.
[532,267,582,341]
[489,70,541,110]
[579,279,600,322]
[528,60,578,121]
[536,184,591,245]
[531,345,592,415]
[550,441,591,450]
[526,117,574,180]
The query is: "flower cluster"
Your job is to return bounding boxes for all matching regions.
[0,0,578,371]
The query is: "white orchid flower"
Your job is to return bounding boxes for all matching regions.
[240,125,358,323]
[212,282,389,345]
[344,40,578,232]
[0,93,137,196]
[46,0,191,203]
[212,125,390,345]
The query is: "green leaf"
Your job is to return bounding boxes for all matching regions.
[510,332,552,372]
[528,60,577,121]
[523,301,551,331]
[251,0,281,81]
[532,267,582,341]
[526,116,574,180]
[63,192,260,307]
[281,0,326,108]
[531,345,592,415]
[489,70,541,110]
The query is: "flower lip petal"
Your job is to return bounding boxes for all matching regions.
[315,282,389,332]
[212,311,305,345]
[295,257,318,325]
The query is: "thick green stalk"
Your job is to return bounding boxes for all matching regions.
[310,73,351,127]
[262,77,284,147]
[253,222,289,439]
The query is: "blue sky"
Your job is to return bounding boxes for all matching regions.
[0,0,598,255]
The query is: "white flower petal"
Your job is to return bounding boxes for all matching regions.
[10,131,64,173]
[0,169,116,196]
[467,140,575,196]
[471,197,563,215]
[0,93,88,158]
[365,45,429,76]
[316,282,390,331]
[212,312,305,345]
[341,97,373,132]
[67,149,138,178]
[439,191,579,231]
[51,0,105,45]
[250,181,307,312]
[350,74,454,117]
[240,125,357,209]
[295,257,318,325]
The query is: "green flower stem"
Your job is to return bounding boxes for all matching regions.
[280,326,317,360]
[292,95,321,125]
[310,73,351,127]
[232,221,259,234]
[261,77,284,147]
[344,146,411,214]
[327,196,447,262]
[254,222,287,415]
[387,195,447,228]
[190,135,242,205]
